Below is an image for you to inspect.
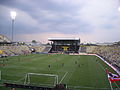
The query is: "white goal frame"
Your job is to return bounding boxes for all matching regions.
[0,71,1,80]
[24,73,58,86]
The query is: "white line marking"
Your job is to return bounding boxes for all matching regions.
[17,77,25,82]
[59,72,68,84]
[114,81,120,89]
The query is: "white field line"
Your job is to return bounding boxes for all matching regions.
[114,82,120,89]
[69,85,110,89]
[59,72,68,84]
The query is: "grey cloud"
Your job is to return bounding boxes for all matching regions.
[0,0,120,43]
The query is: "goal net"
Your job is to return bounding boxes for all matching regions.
[24,73,58,86]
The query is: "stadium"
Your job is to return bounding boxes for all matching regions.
[0,0,120,90]
[0,35,120,90]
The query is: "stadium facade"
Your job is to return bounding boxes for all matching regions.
[48,37,80,53]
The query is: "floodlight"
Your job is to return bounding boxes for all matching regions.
[10,11,17,42]
[10,11,16,20]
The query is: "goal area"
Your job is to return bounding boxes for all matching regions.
[24,73,58,86]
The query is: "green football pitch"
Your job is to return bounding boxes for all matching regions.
[0,54,120,90]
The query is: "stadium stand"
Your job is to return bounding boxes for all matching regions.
[0,34,11,44]
[79,46,86,53]
[0,45,31,56]
[29,45,46,53]
[48,38,80,53]
[0,35,49,57]
[0,44,51,56]
[84,45,120,70]
[42,45,52,53]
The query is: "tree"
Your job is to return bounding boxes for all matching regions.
[32,40,37,43]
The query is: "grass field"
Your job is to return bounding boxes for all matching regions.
[0,54,120,90]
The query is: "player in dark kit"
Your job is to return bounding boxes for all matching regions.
[48,64,51,69]
[62,63,64,67]
[75,61,77,64]
[78,64,80,67]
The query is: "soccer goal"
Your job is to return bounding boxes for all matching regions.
[24,73,58,86]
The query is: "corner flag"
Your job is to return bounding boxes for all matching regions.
[106,69,120,83]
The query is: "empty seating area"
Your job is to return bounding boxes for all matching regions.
[0,45,31,56]
[42,45,52,53]
[0,34,11,43]
[30,45,46,53]
[0,35,49,56]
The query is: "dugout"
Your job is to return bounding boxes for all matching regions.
[48,38,80,53]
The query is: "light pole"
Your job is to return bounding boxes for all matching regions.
[10,11,16,42]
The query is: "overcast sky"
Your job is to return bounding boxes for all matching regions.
[0,0,120,43]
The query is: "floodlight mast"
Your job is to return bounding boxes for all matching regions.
[10,11,16,42]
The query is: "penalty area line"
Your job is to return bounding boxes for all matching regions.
[59,72,68,84]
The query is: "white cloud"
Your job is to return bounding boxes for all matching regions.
[51,0,85,5]
[79,0,115,26]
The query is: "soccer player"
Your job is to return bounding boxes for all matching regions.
[75,61,77,64]
[62,63,64,67]
[48,64,51,69]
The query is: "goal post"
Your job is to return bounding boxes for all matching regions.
[0,71,1,81]
[24,73,58,86]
